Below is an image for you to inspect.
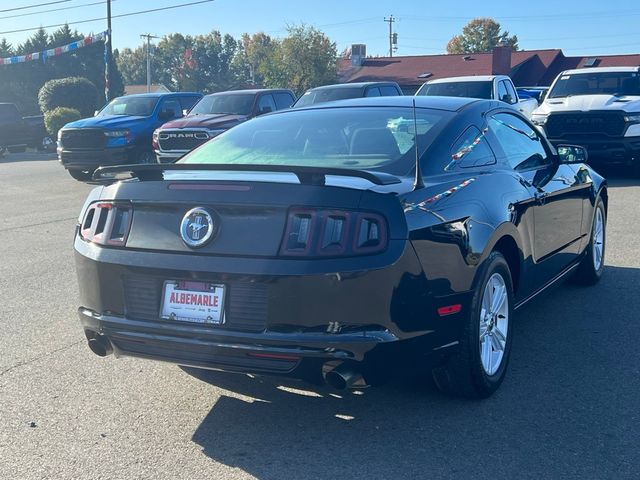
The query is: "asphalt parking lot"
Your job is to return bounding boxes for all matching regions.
[1,152,638,479]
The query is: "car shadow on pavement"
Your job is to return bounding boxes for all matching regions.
[188,265,639,479]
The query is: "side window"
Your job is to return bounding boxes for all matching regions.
[504,81,518,104]
[365,87,381,97]
[447,126,496,170]
[257,94,277,114]
[273,92,295,110]
[488,112,551,171]
[379,85,400,96]
[160,99,182,118]
[179,96,200,112]
[497,81,510,103]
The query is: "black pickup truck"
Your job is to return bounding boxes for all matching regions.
[0,103,50,155]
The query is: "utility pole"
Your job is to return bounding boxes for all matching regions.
[384,15,396,57]
[140,34,159,93]
[105,0,112,101]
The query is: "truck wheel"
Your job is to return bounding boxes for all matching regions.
[68,169,93,182]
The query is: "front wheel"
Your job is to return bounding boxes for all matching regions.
[574,197,606,285]
[432,251,514,399]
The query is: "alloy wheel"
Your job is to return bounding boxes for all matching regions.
[592,207,605,271]
[479,273,509,376]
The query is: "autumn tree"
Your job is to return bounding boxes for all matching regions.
[446,18,518,54]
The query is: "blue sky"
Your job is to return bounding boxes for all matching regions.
[2,0,640,57]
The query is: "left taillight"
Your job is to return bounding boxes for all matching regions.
[80,202,133,246]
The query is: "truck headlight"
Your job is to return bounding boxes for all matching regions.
[623,113,640,123]
[104,129,130,137]
[531,114,549,126]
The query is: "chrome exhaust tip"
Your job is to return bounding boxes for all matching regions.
[323,362,368,390]
[86,333,113,357]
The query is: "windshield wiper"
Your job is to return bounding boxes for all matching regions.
[92,163,402,186]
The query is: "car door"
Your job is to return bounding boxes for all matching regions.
[488,112,587,284]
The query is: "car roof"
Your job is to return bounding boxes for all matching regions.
[292,95,480,112]
[428,75,503,84]
[306,82,398,92]
[560,66,640,75]
[207,89,293,96]
[119,92,202,99]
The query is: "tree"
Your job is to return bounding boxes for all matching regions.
[262,25,337,96]
[0,38,13,57]
[446,18,518,54]
[38,77,99,117]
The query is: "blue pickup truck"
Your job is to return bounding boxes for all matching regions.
[58,92,202,180]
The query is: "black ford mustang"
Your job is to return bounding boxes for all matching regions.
[75,96,607,398]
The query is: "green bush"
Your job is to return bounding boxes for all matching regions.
[44,107,81,138]
[38,77,99,117]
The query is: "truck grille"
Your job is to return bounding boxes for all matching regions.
[60,128,106,150]
[123,275,268,332]
[158,130,210,151]
[545,112,625,138]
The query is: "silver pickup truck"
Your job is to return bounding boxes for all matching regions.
[416,75,538,119]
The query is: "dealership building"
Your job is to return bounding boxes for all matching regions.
[338,45,640,94]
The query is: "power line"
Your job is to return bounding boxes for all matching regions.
[0,0,216,35]
[0,1,112,21]
[0,0,71,14]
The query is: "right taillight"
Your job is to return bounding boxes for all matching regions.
[280,208,387,257]
[80,202,133,246]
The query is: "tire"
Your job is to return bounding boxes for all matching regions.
[68,169,94,182]
[137,149,156,164]
[574,197,606,285]
[432,251,514,399]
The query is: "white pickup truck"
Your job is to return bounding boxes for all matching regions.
[531,66,640,175]
[415,75,539,118]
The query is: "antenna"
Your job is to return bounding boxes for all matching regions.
[412,97,424,190]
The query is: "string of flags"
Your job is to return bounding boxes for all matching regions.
[0,31,108,65]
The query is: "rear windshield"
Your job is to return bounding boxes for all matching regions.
[190,94,255,116]
[98,97,158,117]
[293,87,363,107]
[418,81,493,99]
[0,103,19,120]
[549,72,640,98]
[180,106,453,176]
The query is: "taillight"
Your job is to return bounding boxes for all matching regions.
[80,202,133,246]
[280,208,387,257]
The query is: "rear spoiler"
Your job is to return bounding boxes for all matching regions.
[92,163,402,186]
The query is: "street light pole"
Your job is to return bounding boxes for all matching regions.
[105,0,112,101]
[140,34,159,93]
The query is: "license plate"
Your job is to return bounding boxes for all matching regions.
[160,281,225,324]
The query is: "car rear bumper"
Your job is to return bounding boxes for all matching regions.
[546,135,640,166]
[58,145,136,170]
[74,236,469,382]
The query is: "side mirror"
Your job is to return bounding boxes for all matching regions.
[557,144,588,164]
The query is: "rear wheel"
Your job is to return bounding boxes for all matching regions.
[574,198,606,285]
[68,169,93,181]
[432,251,514,399]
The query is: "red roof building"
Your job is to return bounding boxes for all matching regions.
[338,45,640,94]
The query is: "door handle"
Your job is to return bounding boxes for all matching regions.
[534,191,549,205]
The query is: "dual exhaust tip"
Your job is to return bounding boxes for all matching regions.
[323,362,368,390]
[85,332,113,357]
